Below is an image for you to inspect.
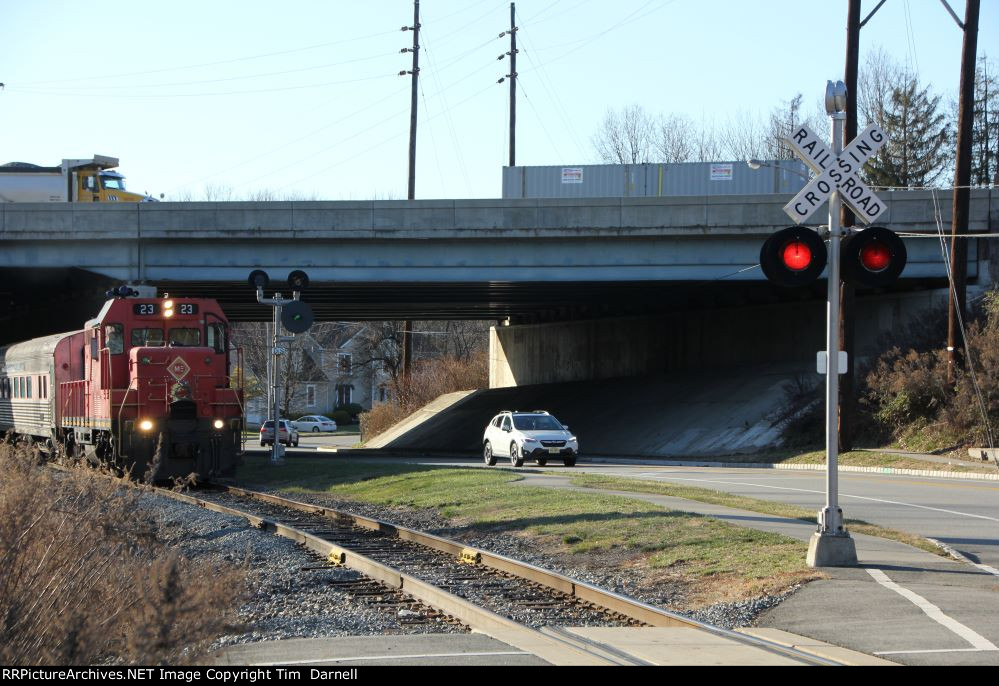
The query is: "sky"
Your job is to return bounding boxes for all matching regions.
[1,0,996,201]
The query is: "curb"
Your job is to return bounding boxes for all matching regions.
[927,538,999,577]
[734,628,898,666]
[311,447,999,481]
[580,456,999,482]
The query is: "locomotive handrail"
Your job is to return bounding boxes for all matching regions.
[116,377,140,457]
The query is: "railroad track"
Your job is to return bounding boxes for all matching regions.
[149,482,838,666]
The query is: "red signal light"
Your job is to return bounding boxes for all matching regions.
[761,227,827,287]
[841,226,907,288]
[782,240,813,272]
[859,241,891,272]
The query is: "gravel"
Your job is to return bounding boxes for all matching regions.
[134,475,798,648]
[137,491,467,650]
[231,488,797,631]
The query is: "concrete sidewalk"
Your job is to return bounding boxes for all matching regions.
[516,472,999,667]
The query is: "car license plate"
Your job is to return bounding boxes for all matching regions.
[547,447,560,454]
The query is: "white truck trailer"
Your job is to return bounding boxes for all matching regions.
[0,155,155,202]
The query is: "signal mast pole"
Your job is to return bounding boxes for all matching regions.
[808,82,858,568]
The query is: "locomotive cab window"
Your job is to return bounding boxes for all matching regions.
[105,324,124,354]
[207,323,227,354]
[168,328,200,347]
[131,328,164,347]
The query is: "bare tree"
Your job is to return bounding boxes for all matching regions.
[766,94,804,160]
[859,48,903,134]
[591,105,655,163]
[653,114,696,163]
[720,110,768,162]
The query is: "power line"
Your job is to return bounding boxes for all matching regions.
[930,188,997,464]
[168,84,409,196]
[11,50,400,92]
[16,29,400,86]
[419,25,473,195]
[270,81,497,194]
[9,72,397,99]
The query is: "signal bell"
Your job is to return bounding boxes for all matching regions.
[760,227,828,288]
[841,226,907,288]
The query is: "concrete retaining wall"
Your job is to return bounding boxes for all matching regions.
[490,289,958,388]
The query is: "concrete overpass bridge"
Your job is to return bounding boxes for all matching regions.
[0,190,994,330]
[2,189,995,457]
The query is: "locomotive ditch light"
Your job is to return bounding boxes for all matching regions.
[248,270,270,289]
[841,226,907,288]
[139,419,154,432]
[760,226,828,288]
[213,419,225,430]
[287,270,310,291]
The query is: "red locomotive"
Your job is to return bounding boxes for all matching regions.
[0,287,244,480]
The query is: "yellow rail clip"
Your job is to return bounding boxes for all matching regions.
[460,548,481,565]
[327,548,347,566]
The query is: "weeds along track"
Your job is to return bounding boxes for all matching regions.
[156,483,833,666]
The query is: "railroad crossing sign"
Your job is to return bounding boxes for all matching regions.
[783,123,887,224]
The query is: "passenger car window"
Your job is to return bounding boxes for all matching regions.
[501,416,511,431]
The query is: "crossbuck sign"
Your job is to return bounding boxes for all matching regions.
[783,123,887,224]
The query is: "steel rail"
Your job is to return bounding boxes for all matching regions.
[42,461,835,666]
[155,485,642,666]
[207,483,838,666]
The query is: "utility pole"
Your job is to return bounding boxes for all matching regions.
[401,0,421,377]
[508,3,517,166]
[838,0,862,452]
[947,0,980,382]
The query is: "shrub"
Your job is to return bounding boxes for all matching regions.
[359,351,488,442]
[780,287,999,451]
[331,410,351,425]
[0,445,245,665]
[334,403,364,421]
[861,290,999,449]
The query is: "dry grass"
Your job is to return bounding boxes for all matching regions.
[0,443,245,665]
[360,353,488,441]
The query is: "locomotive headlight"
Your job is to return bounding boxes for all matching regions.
[139,419,154,432]
[163,308,175,318]
[213,419,225,430]
[163,300,174,309]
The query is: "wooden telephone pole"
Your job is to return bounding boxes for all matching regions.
[947,0,980,382]
[402,0,421,377]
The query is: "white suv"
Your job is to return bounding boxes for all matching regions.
[482,411,578,467]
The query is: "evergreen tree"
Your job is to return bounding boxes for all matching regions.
[971,56,999,186]
[863,78,951,188]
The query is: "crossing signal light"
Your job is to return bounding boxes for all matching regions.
[841,226,907,288]
[760,227,828,287]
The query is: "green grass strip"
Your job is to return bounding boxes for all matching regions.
[568,473,945,557]
[234,456,816,583]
